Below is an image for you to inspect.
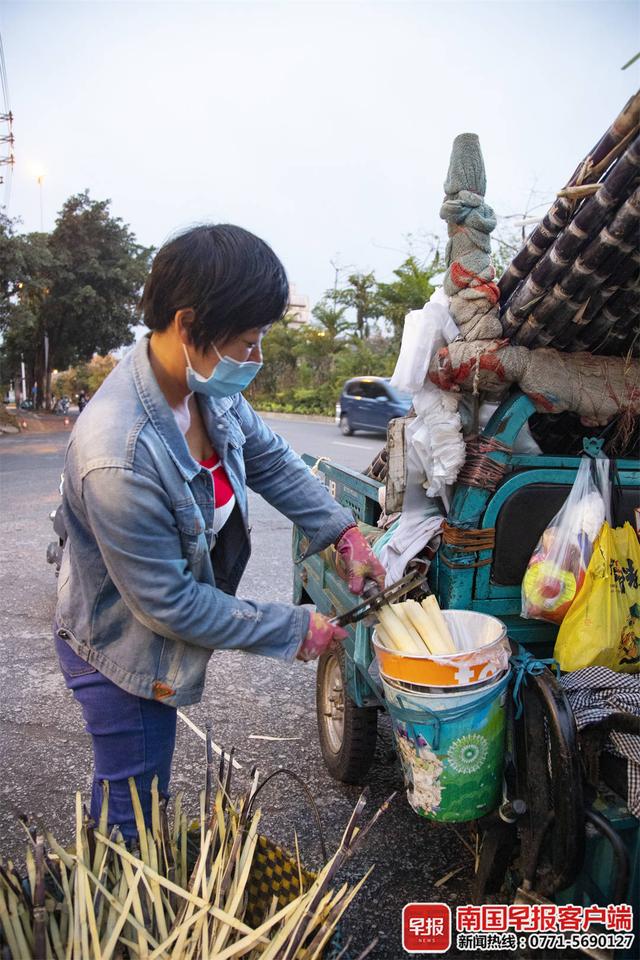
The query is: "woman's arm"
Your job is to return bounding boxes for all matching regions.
[233,394,355,556]
[80,465,309,659]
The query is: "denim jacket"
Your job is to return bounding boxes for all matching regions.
[55,335,354,707]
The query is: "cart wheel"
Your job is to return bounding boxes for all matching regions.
[316,647,378,783]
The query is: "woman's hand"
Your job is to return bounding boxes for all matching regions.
[335,525,387,595]
[296,612,347,662]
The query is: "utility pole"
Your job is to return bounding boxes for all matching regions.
[0,35,14,207]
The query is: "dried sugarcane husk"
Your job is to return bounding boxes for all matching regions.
[501,135,640,339]
[32,836,47,960]
[499,90,640,304]
[0,766,388,960]
[557,183,602,199]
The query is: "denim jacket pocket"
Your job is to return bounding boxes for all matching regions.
[174,503,207,563]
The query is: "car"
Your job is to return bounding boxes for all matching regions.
[335,376,412,436]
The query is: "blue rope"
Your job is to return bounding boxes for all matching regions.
[386,673,512,750]
[510,649,559,720]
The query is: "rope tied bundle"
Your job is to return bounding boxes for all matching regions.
[457,434,512,491]
[440,521,496,568]
[510,648,560,720]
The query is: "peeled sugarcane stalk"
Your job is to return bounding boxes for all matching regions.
[420,596,457,654]
[391,603,431,651]
[376,599,457,656]
[400,599,452,656]
[377,604,425,655]
[375,622,400,652]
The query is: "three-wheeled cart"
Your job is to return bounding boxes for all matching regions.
[293,391,639,957]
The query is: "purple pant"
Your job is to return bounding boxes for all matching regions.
[55,631,177,840]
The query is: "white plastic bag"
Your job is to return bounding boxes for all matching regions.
[390,288,459,395]
[521,456,611,624]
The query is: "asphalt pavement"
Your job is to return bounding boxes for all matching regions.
[0,414,477,959]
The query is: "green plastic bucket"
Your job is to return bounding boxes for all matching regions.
[383,669,511,822]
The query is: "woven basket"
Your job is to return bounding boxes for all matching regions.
[245,832,318,928]
[184,768,351,958]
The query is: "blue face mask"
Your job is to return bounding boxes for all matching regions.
[183,344,263,399]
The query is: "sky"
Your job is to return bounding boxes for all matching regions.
[1,0,638,310]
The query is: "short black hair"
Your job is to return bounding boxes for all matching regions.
[140,224,289,348]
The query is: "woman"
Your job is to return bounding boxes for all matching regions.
[54,224,386,839]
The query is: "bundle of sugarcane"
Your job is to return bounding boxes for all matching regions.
[377,597,456,656]
[498,90,640,305]
[0,752,391,960]
[500,129,640,352]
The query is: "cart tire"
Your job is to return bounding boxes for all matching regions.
[339,414,353,436]
[316,647,378,783]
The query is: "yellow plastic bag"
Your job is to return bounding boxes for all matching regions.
[554,522,640,673]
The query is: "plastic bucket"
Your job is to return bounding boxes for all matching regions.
[382,669,511,822]
[373,610,509,688]
[381,670,507,696]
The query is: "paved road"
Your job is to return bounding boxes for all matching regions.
[0,416,475,958]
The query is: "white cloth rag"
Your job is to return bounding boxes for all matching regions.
[378,437,445,585]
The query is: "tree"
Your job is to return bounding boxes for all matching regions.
[376,251,442,341]
[0,225,55,403]
[0,213,25,327]
[54,353,119,400]
[311,297,352,339]
[249,313,300,399]
[0,191,151,408]
[334,271,381,339]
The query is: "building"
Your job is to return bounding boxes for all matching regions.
[286,284,311,328]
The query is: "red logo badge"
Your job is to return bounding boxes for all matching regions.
[403,902,452,953]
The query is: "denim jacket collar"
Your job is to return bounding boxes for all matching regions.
[131,336,235,482]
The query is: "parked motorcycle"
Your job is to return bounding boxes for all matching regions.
[53,396,70,415]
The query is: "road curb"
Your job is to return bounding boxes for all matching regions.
[256,410,335,424]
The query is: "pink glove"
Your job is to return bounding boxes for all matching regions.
[335,524,387,595]
[297,612,347,662]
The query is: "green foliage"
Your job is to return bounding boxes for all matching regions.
[54,354,119,398]
[249,246,445,414]
[376,253,442,340]
[0,191,151,408]
[334,271,382,339]
[311,298,353,338]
